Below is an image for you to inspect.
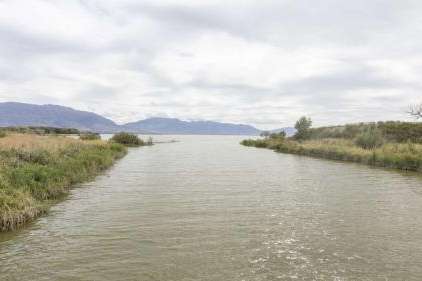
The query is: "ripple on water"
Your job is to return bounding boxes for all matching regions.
[1,136,422,280]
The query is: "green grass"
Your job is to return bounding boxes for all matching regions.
[0,134,127,232]
[110,132,150,147]
[241,138,422,172]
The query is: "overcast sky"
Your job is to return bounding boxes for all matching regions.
[0,0,421,129]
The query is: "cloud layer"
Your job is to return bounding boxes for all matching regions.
[1,0,422,128]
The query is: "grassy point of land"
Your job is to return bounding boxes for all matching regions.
[242,121,422,172]
[0,133,127,232]
[110,132,153,146]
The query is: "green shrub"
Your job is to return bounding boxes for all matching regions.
[80,133,101,140]
[241,139,256,146]
[0,131,6,138]
[241,139,268,148]
[378,121,422,143]
[110,132,144,147]
[254,140,268,148]
[355,128,384,149]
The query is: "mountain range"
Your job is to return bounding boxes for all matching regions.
[0,102,119,132]
[123,117,261,135]
[0,102,286,135]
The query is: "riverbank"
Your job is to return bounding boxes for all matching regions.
[0,134,127,231]
[241,138,422,172]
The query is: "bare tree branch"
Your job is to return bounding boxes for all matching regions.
[408,104,422,119]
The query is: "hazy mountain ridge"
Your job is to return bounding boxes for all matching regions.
[123,117,260,135]
[0,102,119,132]
[0,102,262,135]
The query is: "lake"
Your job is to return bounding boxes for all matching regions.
[1,135,422,280]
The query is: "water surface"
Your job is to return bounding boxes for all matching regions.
[1,135,422,280]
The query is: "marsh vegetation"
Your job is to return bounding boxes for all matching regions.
[110,132,153,147]
[110,132,144,146]
[0,133,127,231]
[242,119,422,172]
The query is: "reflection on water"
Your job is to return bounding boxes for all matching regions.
[1,135,422,280]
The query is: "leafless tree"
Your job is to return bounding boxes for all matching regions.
[409,104,422,119]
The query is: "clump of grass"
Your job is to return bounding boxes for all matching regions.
[80,132,101,140]
[0,134,127,232]
[241,139,268,148]
[110,132,144,147]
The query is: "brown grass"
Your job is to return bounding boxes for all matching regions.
[0,134,127,232]
[0,133,82,152]
[242,138,422,172]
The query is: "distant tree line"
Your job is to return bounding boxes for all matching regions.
[0,126,80,135]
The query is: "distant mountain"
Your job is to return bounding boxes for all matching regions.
[0,102,262,135]
[0,102,119,132]
[123,117,261,135]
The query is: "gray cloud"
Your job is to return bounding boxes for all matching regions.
[0,0,422,129]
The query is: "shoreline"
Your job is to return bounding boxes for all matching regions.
[241,138,422,172]
[0,134,128,232]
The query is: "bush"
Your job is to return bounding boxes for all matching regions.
[0,131,6,138]
[80,133,101,140]
[355,128,384,149]
[240,139,268,148]
[378,121,422,143]
[241,139,256,146]
[110,132,144,147]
